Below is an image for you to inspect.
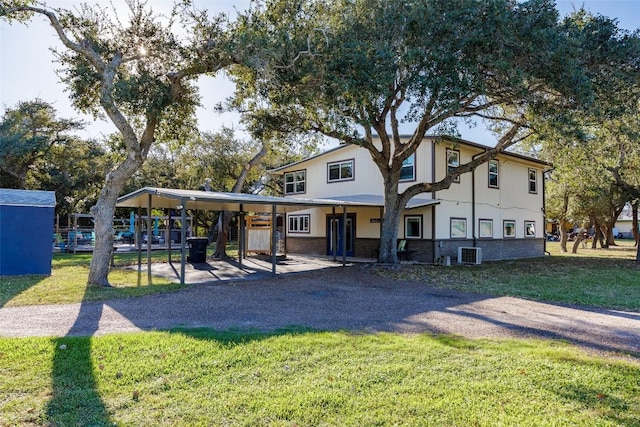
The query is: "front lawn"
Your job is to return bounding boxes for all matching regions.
[379,241,640,311]
[2,241,639,311]
[1,329,638,426]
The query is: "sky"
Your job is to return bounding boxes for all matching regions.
[1,0,639,147]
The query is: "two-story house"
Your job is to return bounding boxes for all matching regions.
[271,136,549,263]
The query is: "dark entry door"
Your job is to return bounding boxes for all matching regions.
[327,214,355,257]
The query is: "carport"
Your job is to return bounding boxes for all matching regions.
[116,187,359,284]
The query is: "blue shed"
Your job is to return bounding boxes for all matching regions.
[0,189,56,276]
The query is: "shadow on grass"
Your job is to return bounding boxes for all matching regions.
[0,275,47,307]
[552,382,640,426]
[46,336,111,425]
[45,289,112,425]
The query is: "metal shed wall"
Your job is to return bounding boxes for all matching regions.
[0,189,56,276]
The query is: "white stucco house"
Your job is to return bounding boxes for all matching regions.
[271,136,550,263]
[615,204,638,239]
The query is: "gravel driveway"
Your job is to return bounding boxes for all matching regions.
[1,265,639,358]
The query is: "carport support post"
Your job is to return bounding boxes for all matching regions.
[271,203,277,276]
[147,194,152,284]
[332,207,337,261]
[137,206,142,273]
[342,206,347,266]
[239,204,244,269]
[180,198,187,285]
[167,208,172,263]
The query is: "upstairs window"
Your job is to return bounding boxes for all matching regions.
[447,149,460,183]
[328,160,354,182]
[528,168,537,193]
[488,160,499,188]
[284,170,306,194]
[400,153,416,182]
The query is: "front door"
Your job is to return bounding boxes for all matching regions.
[327,214,355,257]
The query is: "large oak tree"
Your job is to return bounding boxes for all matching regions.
[1,0,240,285]
[230,0,635,263]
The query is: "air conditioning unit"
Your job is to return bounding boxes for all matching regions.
[458,247,482,265]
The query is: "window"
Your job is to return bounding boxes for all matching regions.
[503,220,516,238]
[447,149,460,183]
[479,219,493,238]
[288,214,310,233]
[528,168,537,193]
[328,159,354,182]
[400,153,415,181]
[404,215,422,239]
[284,170,306,194]
[451,218,467,239]
[488,160,499,188]
[525,221,536,237]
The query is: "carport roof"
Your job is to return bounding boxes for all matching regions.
[116,187,369,212]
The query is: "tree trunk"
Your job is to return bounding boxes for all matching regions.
[213,212,230,259]
[378,179,403,263]
[87,157,141,286]
[633,200,639,247]
[559,221,569,253]
[593,224,606,249]
[571,228,588,254]
[589,215,604,249]
[603,224,615,247]
[212,143,267,258]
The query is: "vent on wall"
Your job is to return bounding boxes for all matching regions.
[458,247,482,265]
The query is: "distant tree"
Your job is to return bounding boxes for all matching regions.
[176,129,303,258]
[530,10,640,259]
[1,1,240,286]
[230,0,629,263]
[34,136,108,217]
[0,99,83,189]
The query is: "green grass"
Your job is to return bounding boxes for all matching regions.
[1,245,239,307]
[379,241,640,311]
[1,329,639,426]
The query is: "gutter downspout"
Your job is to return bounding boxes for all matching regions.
[471,150,487,248]
[543,168,553,256]
[431,141,437,260]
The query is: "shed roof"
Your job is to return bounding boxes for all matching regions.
[0,189,56,208]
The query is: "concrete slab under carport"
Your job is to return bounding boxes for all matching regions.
[124,254,372,284]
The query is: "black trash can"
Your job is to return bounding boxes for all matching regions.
[187,237,209,263]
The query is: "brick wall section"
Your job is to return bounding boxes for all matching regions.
[434,239,545,262]
[402,240,435,263]
[287,237,381,259]
[480,239,545,260]
[355,238,380,259]
[286,236,326,255]
[287,236,544,263]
